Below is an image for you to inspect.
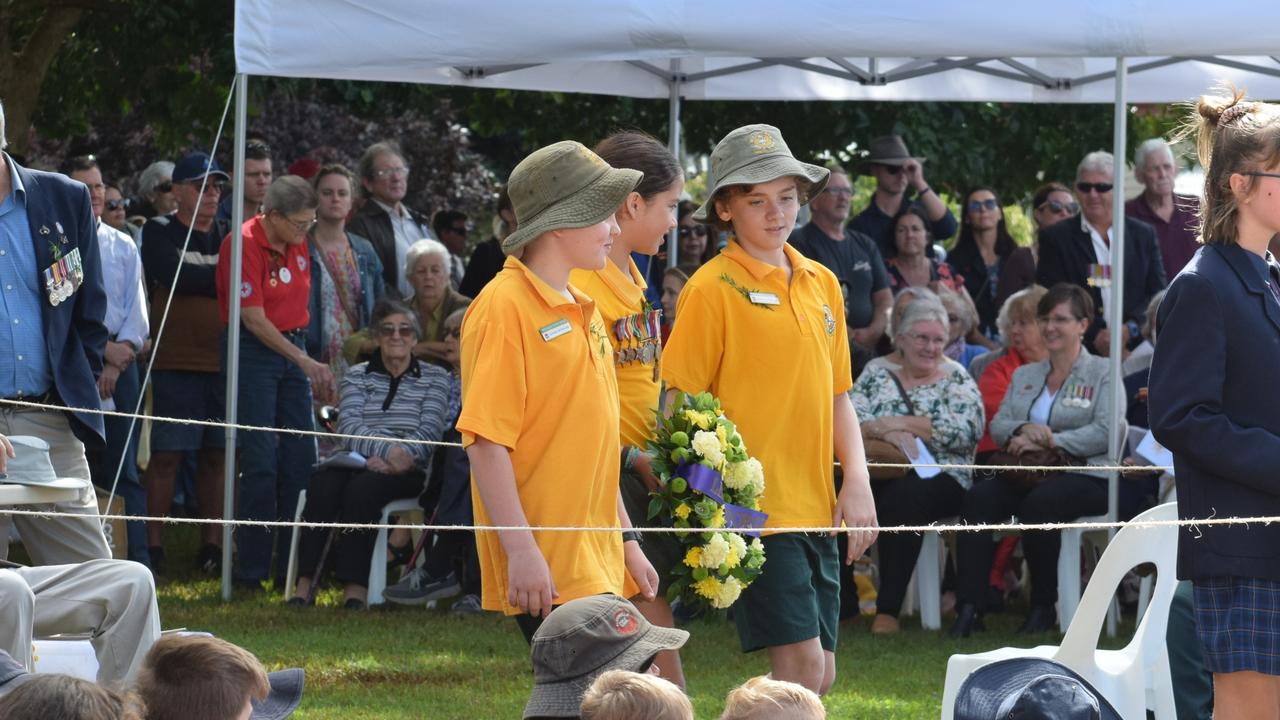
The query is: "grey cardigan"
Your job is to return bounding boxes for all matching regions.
[989,351,1124,478]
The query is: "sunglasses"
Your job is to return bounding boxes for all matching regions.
[105,198,129,211]
[153,181,173,194]
[678,226,708,239]
[1037,199,1080,215]
[876,163,905,176]
[1075,182,1113,195]
[967,198,998,212]
[379,324,416,338]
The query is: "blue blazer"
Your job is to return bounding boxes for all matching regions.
[13,159,108,445]
[1150,243,1280,582]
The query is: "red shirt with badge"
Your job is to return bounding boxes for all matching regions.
[215,217,311,331]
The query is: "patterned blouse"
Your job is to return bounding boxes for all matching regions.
[851,362,984,488]
[317,242,363,382]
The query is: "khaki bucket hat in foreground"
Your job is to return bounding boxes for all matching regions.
[502,141,643,255]
[693,124,830,222]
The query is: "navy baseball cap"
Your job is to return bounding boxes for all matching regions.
[173,152,229,183]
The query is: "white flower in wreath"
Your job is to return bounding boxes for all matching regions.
[700,533,731,569]
[691,430,726,468]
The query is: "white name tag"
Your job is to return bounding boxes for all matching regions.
[748,292,780,306]
[539,318,572,342]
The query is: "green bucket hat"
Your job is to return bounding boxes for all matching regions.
[502,141,643,255]
[692,124,830,223]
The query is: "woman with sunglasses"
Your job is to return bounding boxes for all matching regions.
[1031,182,1078,235]
[948,188,1037,342]
[290,298,455,609]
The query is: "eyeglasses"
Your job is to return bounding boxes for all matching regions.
[1239,171,1280,181]
[276,213,316,234]
[967,198,998,212]
[1075,182,1113,195]
[379,324,416,338]
[823,187,854,197]
[678,226,708,238]
[153,181,173,194]
[371,166,410,180]
[904,332,947,347]
[1037,199,1079,215]
[105,199,129,211]
[1037,314,1081,326]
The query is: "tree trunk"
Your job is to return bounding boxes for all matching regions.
[0,4,88,156]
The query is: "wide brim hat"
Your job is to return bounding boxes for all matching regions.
[2,436,88,490]
[502,141,643,255]
[250,668,305,720]
[522,596,689,718]
[954,658,1121,720]
[693,124,829,223]
[853,135,926,176]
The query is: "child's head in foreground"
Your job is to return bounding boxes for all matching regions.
[720,675,826,720]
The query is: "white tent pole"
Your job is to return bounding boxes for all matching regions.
[667,60,683,270]
[222,73,249,601]
[1105,57,1127,635]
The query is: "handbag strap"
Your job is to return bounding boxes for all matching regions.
[886,369,917,416]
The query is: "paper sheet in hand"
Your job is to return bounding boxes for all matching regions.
[1135,431,1174,476]
[911,438,942,478]
[317,451,366,470]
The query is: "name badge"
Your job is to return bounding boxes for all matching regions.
[748,292,780,306]
[539,318,572,342]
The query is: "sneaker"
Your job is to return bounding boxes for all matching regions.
[196,544,222,575]
[383,569,461,605]
[451,593,483,616]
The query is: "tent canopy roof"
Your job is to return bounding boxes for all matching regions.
[235,0,1280,103]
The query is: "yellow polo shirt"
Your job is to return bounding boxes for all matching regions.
[570,258,661,449]
[458,256,636,615]
[661,241,852,530]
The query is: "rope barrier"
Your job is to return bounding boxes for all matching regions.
[0,506,1243,535]
[0,398,1172,473]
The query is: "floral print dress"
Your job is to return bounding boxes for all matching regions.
[850,363,984,488]
[318,243,363,383]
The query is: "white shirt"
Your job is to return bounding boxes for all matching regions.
[1029,385,1056,426]
[97,221,149,351]
[1080,215,1112,321]
[374,199,429,297]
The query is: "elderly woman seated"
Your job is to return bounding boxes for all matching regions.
[290,298,456,609]
[851,293,983,635]
[345,239,471,368]
[951,284,1128,637]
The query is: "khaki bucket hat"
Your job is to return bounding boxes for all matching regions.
[693,124,830,222]
[502,141,643,254]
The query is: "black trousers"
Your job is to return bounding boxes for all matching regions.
[296,466,425,587]
[871,471,966,617]
[955,472,1107,610]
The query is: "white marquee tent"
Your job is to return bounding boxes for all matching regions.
[224,0,1275,600]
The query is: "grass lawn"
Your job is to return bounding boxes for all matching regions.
[149,529,1134,719]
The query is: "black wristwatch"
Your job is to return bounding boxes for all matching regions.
[622,531,643,545]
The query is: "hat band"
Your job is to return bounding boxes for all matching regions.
[709,150,796,190]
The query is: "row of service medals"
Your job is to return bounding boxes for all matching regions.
[613,309,663,381]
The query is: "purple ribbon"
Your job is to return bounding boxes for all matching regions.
[723,503,768,537]
[677,462,723,503]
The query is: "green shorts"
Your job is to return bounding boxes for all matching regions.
[619,466,682,597]
[732,533,840,653]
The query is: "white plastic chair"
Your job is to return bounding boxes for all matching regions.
[284,491,422,606]
[32,638,97,679]
[900,524,952,630]
[1057,513,1112,632]
[939,502,1178,720]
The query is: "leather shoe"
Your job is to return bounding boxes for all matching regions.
[948,603,986,638]
[1016,604,1057,634]
[870,613,900,634]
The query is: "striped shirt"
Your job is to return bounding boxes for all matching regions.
[337,355,458,467]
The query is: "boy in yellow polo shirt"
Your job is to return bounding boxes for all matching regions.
[570,131,687,687]
[457,141,658,643]
[662,125,879,695]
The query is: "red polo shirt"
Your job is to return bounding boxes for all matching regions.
[216,217,311,332]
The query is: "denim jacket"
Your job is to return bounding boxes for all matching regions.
[306,231,385,360]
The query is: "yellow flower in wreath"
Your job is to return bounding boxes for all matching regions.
[684,546,702,568]
[674,503,691,520]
